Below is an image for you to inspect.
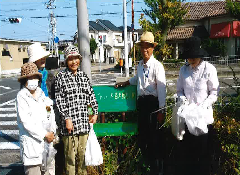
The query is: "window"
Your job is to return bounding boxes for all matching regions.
[18,45,22,52]
[2,48,10,56]
[23,46,27,52]
[134,34,138,42]
[235,38,240,55]
[103,35,106,43]
[115,35,122,43]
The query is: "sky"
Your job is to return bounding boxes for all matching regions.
[0,0,148,42]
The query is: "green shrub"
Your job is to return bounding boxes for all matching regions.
[213,66,240,175]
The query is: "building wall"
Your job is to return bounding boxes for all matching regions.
[0,41,28,71]
[209,16,237,56]
[0,40,48,72]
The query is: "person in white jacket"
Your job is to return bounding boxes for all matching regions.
[17,62,56,175]
[176,36,219,175]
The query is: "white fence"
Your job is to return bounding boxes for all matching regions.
[203,55,240,66]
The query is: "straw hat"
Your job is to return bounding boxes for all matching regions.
[18,62,42,82]
[28,43,50,63]
[64,45,82,61]
[182,36,208,59]
[136,31,158,47]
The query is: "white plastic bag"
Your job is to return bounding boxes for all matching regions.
[171,96,187,140]
[85,123,103,166]
[179,103,209,136]
[171,105,185,140]
[42,142,57,172]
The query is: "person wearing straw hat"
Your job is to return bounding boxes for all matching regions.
[176,36,219,175]
[115,31,166,175]
[28,42,51,97]
[54,45,98,175]
[16,62,56,175]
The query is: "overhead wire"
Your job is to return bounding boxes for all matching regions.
[0,0,146,41]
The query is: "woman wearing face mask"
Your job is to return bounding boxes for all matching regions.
[16,62,55,175]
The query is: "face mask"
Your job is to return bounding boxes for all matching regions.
[26,79,39,91]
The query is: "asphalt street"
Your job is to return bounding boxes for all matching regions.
[0,66,238,175]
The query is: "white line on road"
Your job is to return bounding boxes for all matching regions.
[0,86,11,90]
[0,121,17,125]
[0,99,16,107]
[0,108,16,112]
[0,130,19,136]
[0,142,20,150]
[0,113,17,118]
[0,89,18,96]
[220,85,240,89]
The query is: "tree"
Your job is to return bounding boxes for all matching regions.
[139,0,188,60]
[202,38,227,57]
[226,0,240,20]
[90,38,98,60]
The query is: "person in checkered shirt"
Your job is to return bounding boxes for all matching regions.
[54,45,98,175]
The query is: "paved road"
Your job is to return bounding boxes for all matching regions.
[0,69,238,175]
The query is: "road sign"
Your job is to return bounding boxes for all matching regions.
[54,36,59,43]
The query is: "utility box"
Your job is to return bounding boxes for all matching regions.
[45,55,59,70]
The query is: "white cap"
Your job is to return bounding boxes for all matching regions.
[28,43,51,63]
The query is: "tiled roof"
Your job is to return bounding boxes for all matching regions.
[167,27,194,40]
[167,26,209,40]
[183,1,227,20]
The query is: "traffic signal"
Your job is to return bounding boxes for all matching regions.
[98,35,102,43]
[9,18,22,23]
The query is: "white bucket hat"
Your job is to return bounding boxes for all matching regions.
[28,43,51,63]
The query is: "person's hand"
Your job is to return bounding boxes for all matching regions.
[115,81,129,88]
[45,132,55,143]
[157,112,165,124]
[66,119,73,134]
[89,115,98,124]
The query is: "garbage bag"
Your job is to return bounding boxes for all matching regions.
[171,96,188,140]
[179,103,209,136]
[42,142,57,172]
[85,123,103,166]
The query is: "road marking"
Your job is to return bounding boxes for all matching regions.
[220,85,240,89]
[0,113,17,117]
[0,89,18,96]
[0,86,11,90]
[223,77,233,80]
[0,121,17,125]
[0,142,20,150]
[0,99,16,107]
[0,130,19,136]
[0,108,16,112]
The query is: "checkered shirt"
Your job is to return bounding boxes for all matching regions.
[55,68,98,136]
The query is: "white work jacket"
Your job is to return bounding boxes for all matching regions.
[177,61,219,124]
[16,87,56,166]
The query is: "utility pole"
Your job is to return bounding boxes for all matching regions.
[123,0,129,77]
[46,0,57,57]
[76,0,92,82]
[132,0,136,75]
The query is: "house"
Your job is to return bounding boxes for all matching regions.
[0,38,48,74]
[166,1,240,59]
[74,19,139,64]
